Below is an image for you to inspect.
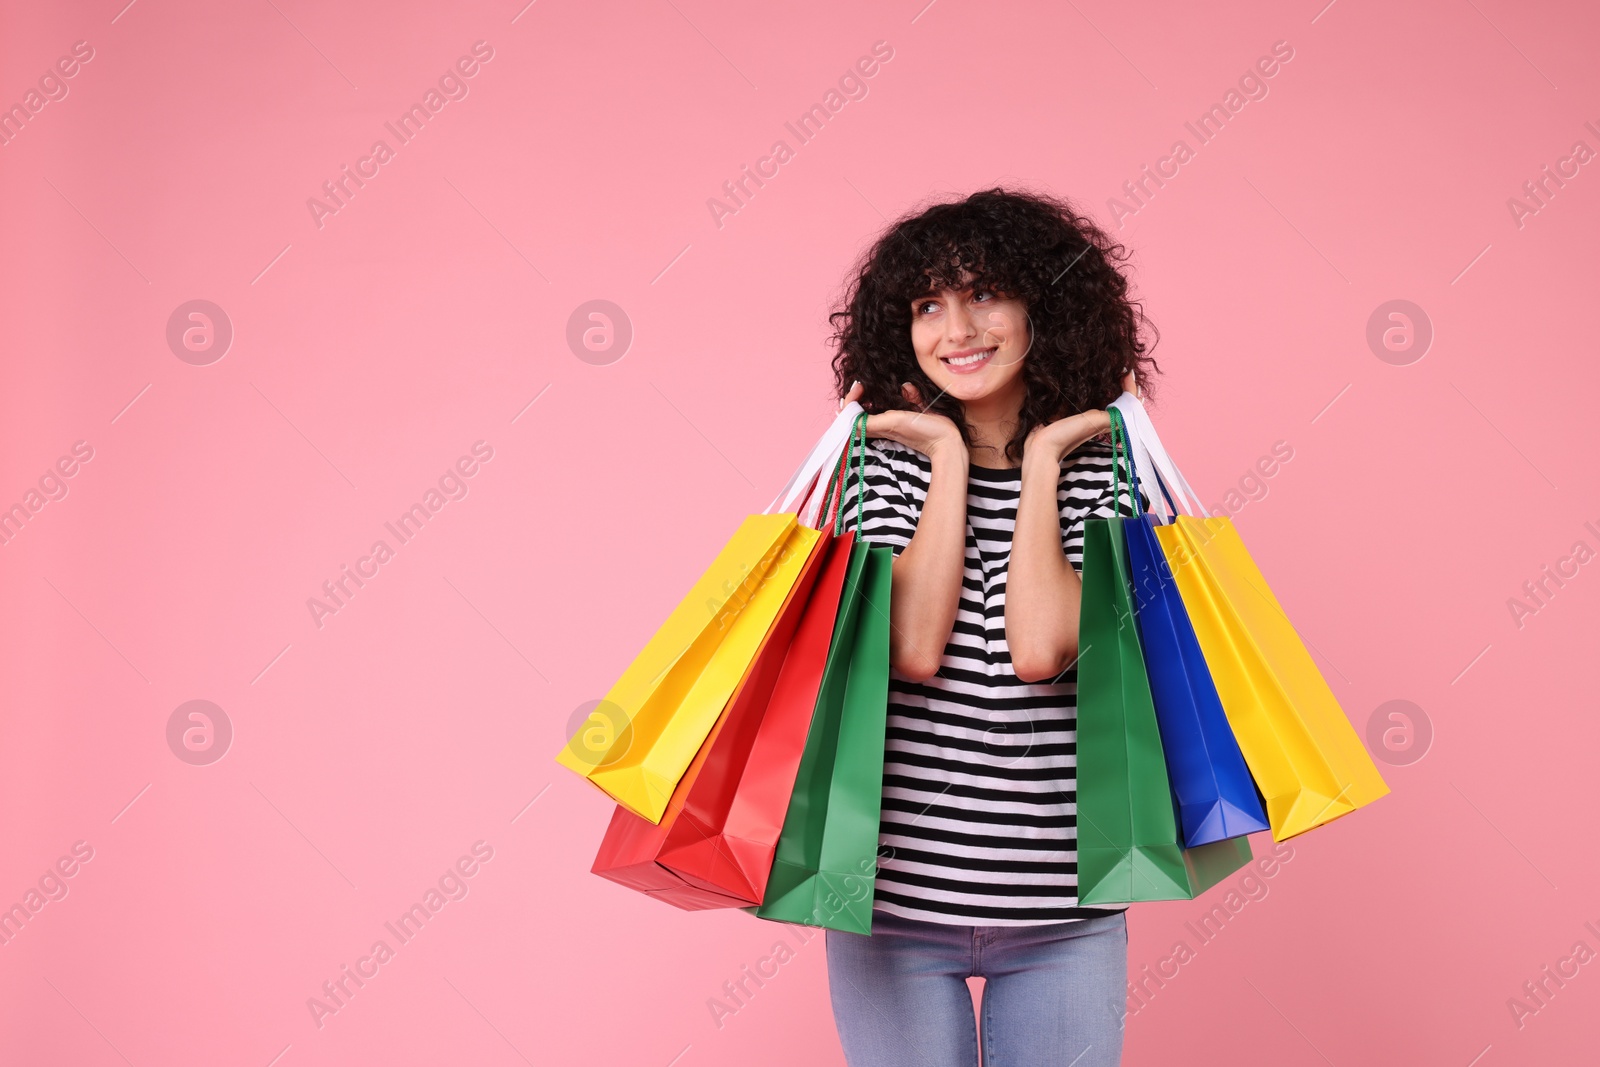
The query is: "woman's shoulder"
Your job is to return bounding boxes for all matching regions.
[860,436,932,471]
[1059,435,1121,494]
[1061,435,1115,471]
[839,437,929,506]
[1067,434,1116,459]
[1061,433,1153,510]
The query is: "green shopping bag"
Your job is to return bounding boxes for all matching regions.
[752,413,892,933]
[1076,409,1252,904]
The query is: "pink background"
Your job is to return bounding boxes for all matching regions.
[2,0,1596,1063]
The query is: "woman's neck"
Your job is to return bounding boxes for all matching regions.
[959,385,1026,469]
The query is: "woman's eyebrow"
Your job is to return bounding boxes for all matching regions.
[911,284,973,301]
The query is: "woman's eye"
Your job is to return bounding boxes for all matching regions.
[916,301,938,315]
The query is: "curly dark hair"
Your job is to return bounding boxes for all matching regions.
[828,186,1161,465]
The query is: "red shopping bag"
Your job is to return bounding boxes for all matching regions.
[657,528,855,902]
[589,687,765,909]
[591,523,845,907]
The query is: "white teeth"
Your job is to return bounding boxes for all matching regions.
[945,348,993,366]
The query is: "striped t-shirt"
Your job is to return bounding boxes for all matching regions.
[837,433,1146,927]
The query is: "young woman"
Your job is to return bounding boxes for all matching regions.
[827,187,1159,1067]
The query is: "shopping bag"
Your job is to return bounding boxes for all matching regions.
[589,682,769,910]
[1075,409,1253,904]
[592,523,837,906]
[1110,392,1390,840]
[1158,517,1390,839]
[554,404,866,825]
[658,527,857,902]
[1122,476,1270,847]
[554,516,816,823]
[592,454,860,907]
[754,415,892,933]
[589,409,863,904]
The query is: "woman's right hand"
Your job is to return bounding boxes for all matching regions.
[837,380,968,683]
[839,380,966,462]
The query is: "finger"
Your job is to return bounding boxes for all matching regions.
[839,379,862,411]
[862,412,903,444]
[901,381,925,409]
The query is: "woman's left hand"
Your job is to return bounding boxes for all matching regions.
[1024,369,1140,464]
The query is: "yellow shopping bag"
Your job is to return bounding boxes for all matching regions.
[1156,516,1389,840]
[556,514,822,824]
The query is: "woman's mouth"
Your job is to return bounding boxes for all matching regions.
[940,346,996,375]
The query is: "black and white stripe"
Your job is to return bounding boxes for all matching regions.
[837,434,1145,926]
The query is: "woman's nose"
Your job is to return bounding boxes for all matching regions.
[945,301,978,342]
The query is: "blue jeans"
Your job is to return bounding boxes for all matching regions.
[825,909,1128,1067]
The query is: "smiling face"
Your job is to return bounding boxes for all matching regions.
[908,272,1031,410]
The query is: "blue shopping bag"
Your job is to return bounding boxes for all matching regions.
[1116,422,1270,847]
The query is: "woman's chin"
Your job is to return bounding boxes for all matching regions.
[938,370,1019,404]
[941,379,991,401]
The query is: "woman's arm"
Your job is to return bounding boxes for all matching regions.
[885,438,969,682]
[1006,371,1140,683]
[839,380,969,683]
[1005,417,1107,683]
